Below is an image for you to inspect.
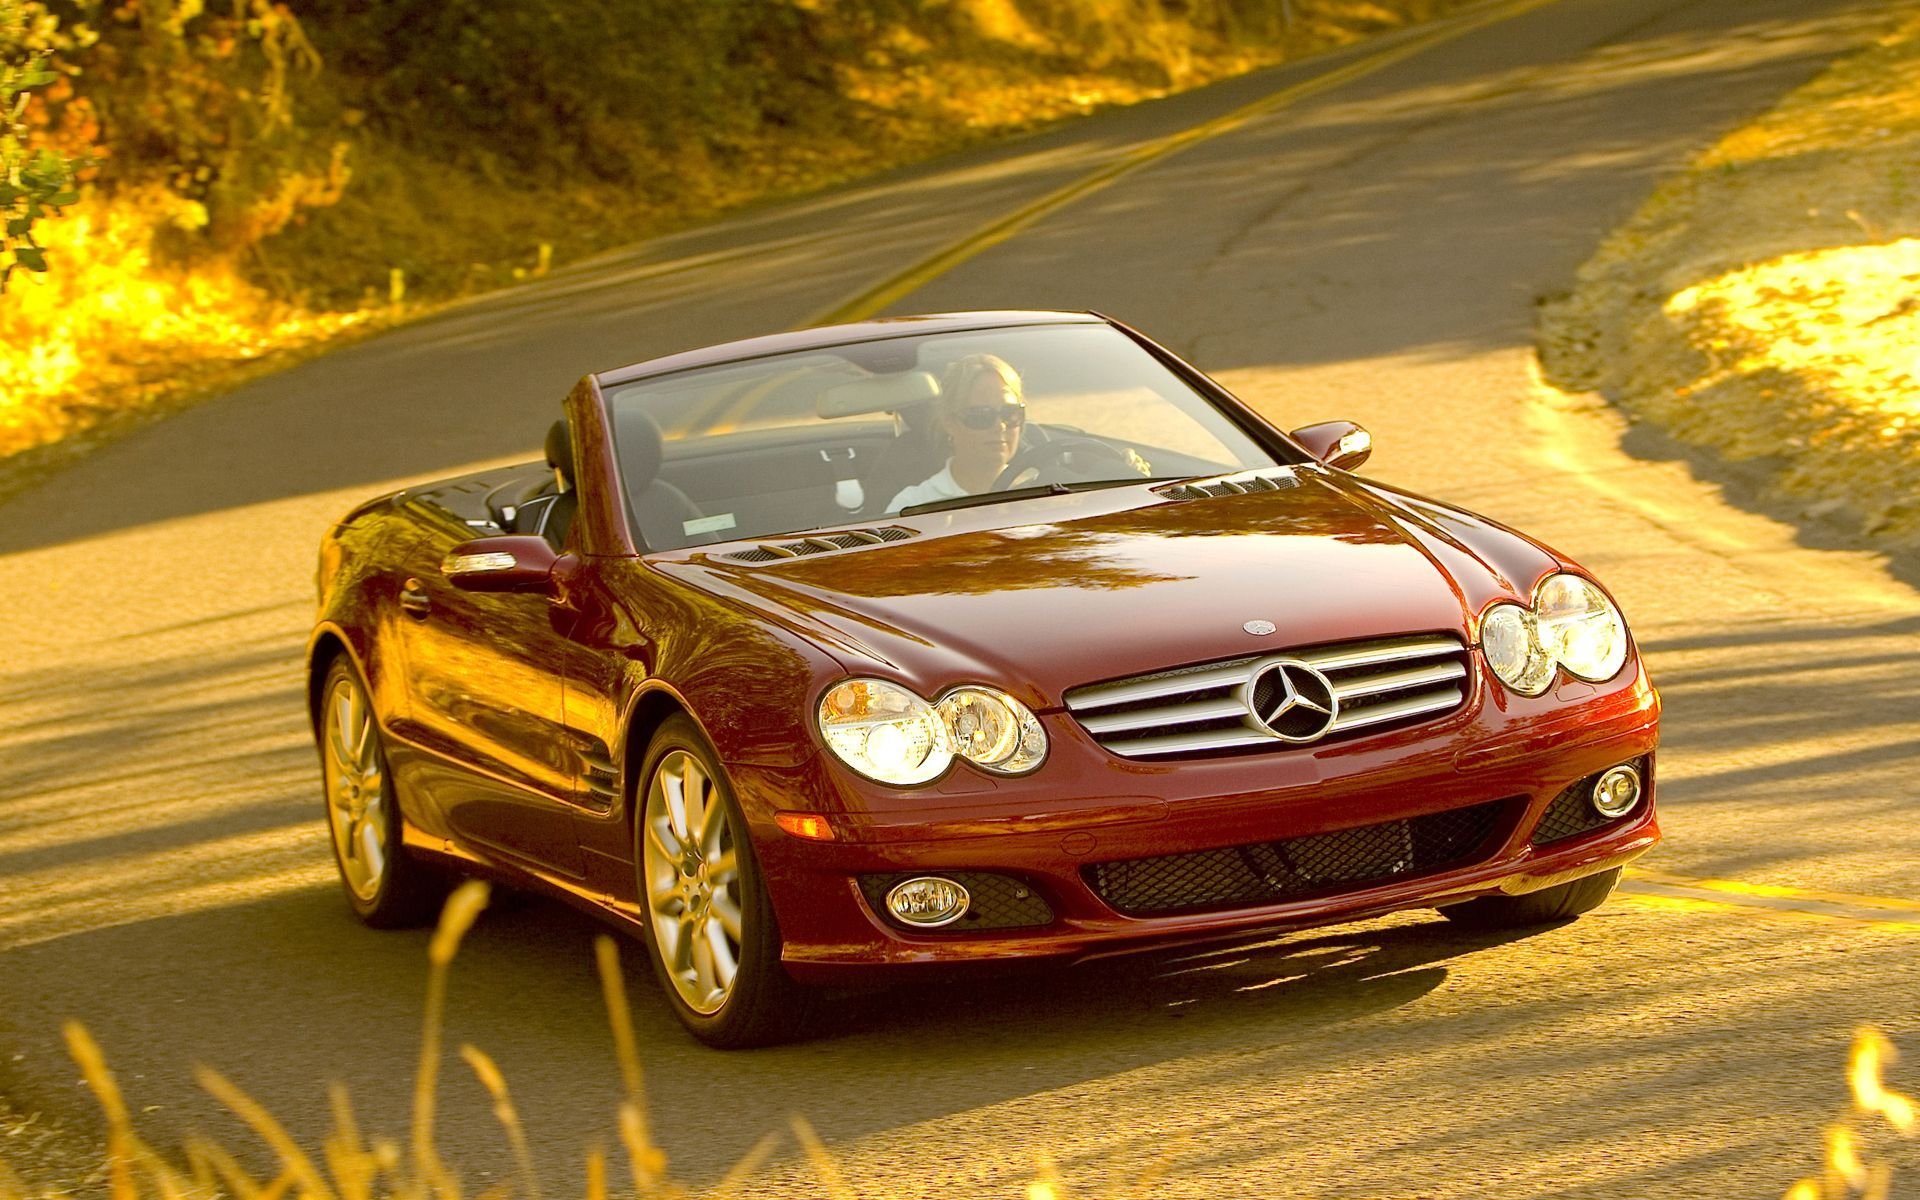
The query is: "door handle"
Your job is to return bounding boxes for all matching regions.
[400,578,431,620]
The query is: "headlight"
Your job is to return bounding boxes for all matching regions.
[1480,573,1630,695]
[1535,573,1628,682]
[1481,603,1554,696]
[817,679,1048,786]
[939,687,1047,775]
[818,679,952,786]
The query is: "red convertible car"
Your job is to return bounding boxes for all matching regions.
[308,311,1659,1046]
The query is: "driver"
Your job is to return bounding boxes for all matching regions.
[888,353,1026,511]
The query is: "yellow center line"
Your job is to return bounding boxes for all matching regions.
[804,0,1564,330]
[1618,867,1920,929]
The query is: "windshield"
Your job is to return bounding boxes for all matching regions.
[604,322,1289,550]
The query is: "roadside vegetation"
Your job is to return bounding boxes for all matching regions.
[0,882,1912,1200]
[0,0,79,288]
[0,0,1479,484]
[1539,9,1920,554]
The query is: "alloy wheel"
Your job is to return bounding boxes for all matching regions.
[322,672,389,901]
[641,749,743,1015]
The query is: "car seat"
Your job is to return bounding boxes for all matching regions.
[859,407,948,515]
[502,418,579,548]
[610,409,714,550]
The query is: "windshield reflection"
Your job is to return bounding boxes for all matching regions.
[607,323,1294,550]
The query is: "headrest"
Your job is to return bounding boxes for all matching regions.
[613,407,666,490]
[817,370,940,419]
[545,418,574,489]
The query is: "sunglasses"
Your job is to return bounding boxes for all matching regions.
[954,404,1026,431]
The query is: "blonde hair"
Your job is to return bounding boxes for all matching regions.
[940,353,1024,410]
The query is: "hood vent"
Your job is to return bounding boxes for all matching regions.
[718,525,916,564]
[1154,467,1300,502]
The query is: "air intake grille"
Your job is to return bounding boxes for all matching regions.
[1065,633,1471,758]
[1085,800,1507,917]
[718,525,914,564]
[1153,468,1299,502]
[1531,758,1648,845]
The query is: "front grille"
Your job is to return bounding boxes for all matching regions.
[718,525,914,564]
[1085,800,1508,917]
[1065,633,1471,758]
[858,872,1055,933]
[1531,758,1649,845]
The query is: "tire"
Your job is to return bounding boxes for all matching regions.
[1440,867,1622,929]
[318,656,443,928]
[634,715,813,1048]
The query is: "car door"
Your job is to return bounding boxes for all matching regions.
[390,493,588,879]
[551,557,657,904]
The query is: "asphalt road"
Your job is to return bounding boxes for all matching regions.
[4,0,1919,1196]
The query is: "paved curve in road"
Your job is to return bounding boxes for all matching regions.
[4,1,1918,1195]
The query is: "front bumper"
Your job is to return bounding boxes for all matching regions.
[735,665,1661,985]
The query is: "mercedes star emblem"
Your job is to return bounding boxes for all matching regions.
[1244,659,1340,743]
[1243,619,1276,636]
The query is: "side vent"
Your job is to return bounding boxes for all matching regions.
[717,525,916,564]
[1154,467,1300,502]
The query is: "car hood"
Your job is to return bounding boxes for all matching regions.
[667,472,1560,707]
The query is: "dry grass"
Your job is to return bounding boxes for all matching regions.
[1538,10,1920,550]
[1785,1029,1918,1200]
[0,188,379,461]
[0,881,730,1200]
[0,881,1913,1200]
[0,880,1127,1200]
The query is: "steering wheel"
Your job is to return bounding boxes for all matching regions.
[992,436,1142,491]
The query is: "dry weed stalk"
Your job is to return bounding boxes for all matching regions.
[1783,1028,1918,1200]
[0,882,824,1200]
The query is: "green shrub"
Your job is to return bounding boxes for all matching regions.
[0,0,81,288]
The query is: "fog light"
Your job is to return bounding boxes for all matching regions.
[884,876,970,928]
[1591,764,1642,818]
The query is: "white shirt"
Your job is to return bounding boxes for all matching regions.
[888,462,970,511]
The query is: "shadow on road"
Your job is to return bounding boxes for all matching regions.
[1633,611,1920,892]
[1616,418,1920,594]
[0,875,1521,1192]
[11,870,1918,1196]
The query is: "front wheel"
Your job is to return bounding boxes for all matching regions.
[318,656,442,927]
[1439,867,1622,928]
[636,715,813,1048]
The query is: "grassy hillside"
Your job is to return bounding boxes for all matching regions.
[1538,7,1920,552]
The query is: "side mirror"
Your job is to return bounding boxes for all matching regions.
[1287,420,1373,471]
[441,535,559,594]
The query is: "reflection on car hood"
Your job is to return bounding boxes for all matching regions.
[674,472,1560,706]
